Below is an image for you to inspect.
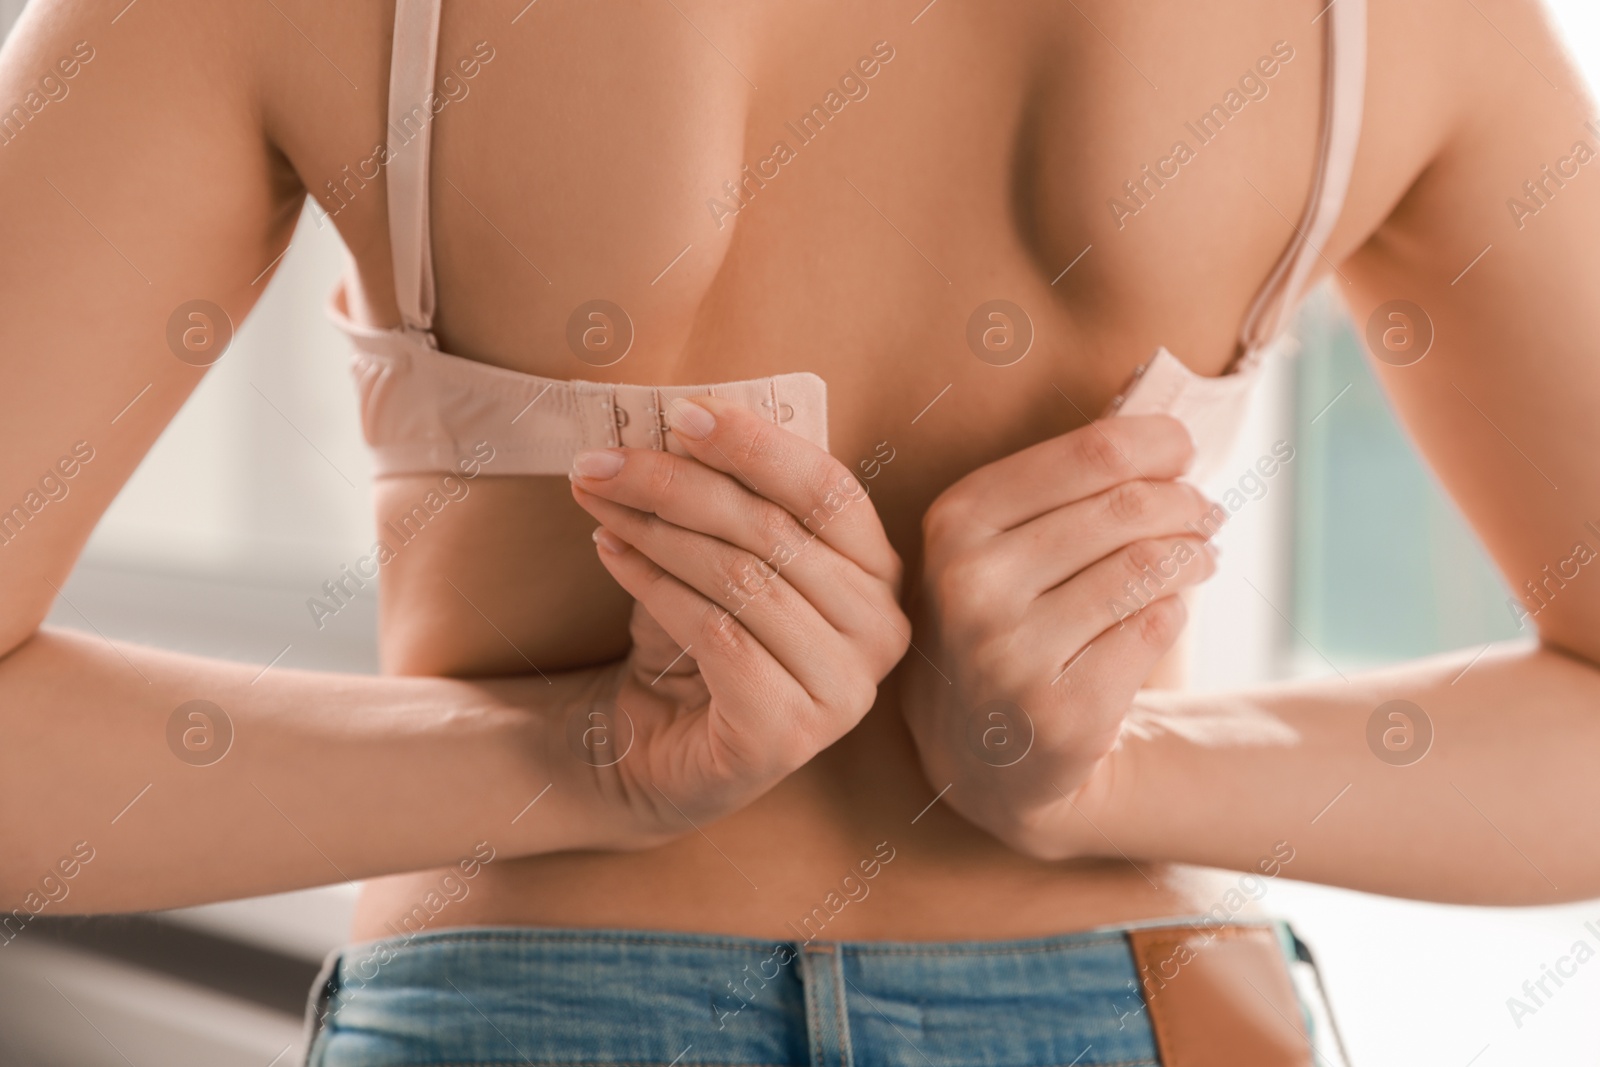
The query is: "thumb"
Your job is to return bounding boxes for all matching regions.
[627,599,701,686]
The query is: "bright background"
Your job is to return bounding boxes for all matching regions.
[3,1,1599,1064]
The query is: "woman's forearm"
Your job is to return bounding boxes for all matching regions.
[0,626,594,914]
[1095,640,1600,904]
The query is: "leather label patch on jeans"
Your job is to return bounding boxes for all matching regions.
[1126,923,1312,1067]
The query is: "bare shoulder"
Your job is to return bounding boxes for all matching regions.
[2,0,400,182]
[1349,0,1591,248]
[0,0,303,231]
[3,0,272,117]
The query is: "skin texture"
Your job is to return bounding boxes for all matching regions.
[0,0,1598,941]
[904,415,1223,858]
[566,395,911,842]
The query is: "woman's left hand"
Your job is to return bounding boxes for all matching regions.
[901,414,1222,859]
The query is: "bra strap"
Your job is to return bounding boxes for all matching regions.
[386,0,443,340]
[1236,0,1367,363]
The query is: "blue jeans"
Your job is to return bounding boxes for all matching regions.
[304,920,1337,1066]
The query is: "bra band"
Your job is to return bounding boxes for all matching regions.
[336,294,829,477]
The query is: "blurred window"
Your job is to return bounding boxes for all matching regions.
[1289,299,1522,674]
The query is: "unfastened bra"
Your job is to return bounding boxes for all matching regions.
[327,0,1366,486]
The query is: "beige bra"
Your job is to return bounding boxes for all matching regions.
[328,0,1365,486]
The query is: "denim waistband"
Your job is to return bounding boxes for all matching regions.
[302,918,1334,1067]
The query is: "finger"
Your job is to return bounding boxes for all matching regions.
[1007,537,1216,687]
[625,600,702,685]
[587,527,799,723]
[570,447,902,646]
[928,416,1195,550]
[576,488,871,711]
[660,395,902,589]
[1033,593,1191,759]
[997,479,1223,599]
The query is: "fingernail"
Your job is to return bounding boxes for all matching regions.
[667,397,716,440]
[592,527,627,554]
[572,449,625,480]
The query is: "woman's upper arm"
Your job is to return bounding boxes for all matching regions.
[1343,0,1600,665]
[0,0,302,653]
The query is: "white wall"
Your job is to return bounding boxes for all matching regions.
[82,204,374,582]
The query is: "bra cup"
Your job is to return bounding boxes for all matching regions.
[1110,346,1269,487]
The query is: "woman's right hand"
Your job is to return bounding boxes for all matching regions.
[559,395,910,849]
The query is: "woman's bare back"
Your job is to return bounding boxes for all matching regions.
[263,0,1449,941]
[4,0,1590,936]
